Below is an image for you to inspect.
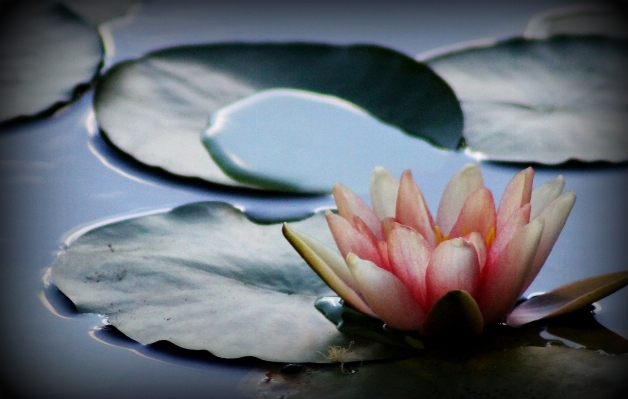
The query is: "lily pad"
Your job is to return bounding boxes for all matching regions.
[525,4,628,39]
[241,346,628,399]
[93,42,463,188]
[0,0,103,123]
[51,202,412,363]
[61,0,141,26]
[425,36,628,164]
[202,89,455,193]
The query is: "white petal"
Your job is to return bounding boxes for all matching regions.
[520,191,576,296]
[347,254,425,331]
[530,175,565,220]
[436,163,484,235]
[370,166,399,220]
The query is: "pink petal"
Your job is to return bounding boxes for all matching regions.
[332,183,382,239]
[387,223,432,310]
[352,215,379,245]
[435,163,484,236]
[489,203,531,260]
[448,188,496,240]
[519,191,576,296]
[376,240,392,272]
[496,167,534,232]
[530,175,565,220]
[346,254,424,331]
[353,215,391,272]
[462,232,487,272]
[477,219,545,325]
[395,170,436,248]
[370,166,399,220]
[425,238,481,310]
[282,223,376,317]
[325,211,383,268]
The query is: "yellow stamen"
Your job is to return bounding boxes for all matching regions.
[485,226,496,248]
[435,225,449,245]
[462,225,469,237]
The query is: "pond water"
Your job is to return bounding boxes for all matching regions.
[1,1,626,398]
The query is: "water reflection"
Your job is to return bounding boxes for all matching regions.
[40,267,77,319]
[88,326,259,372]
[202,88,462,193]
[86,117,334,223]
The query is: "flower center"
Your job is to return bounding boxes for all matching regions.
[434,225,449,245]
[434,225,496,249]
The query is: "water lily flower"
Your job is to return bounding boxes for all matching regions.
[283,164,627,336]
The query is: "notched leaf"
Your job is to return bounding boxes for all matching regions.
[94,43,463,189]
[426,36,628,164]
[51,202,410,363]
[0,0,103,124]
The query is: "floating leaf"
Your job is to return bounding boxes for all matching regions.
[61,0,141,26]
[51,202,412,363]
[94,43,463,188]
[241,346,628,399]
[525,4,628,39]
[203,89,456,193]
[507,270,628,327]
[425,36,628,164]
[0,0,103,123]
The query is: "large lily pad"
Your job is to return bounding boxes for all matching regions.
[424,36,628,164]
[0,0,103,123]
[524,4,628,39]
[93,42,463,188]
[61,0,141,26]
[51,202,411,363]
[202,89,455,193]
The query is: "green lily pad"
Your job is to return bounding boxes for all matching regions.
[202,89,455,193]
[94,42,463,188]
[51,202,412,363]
[525,4,628,39]
[240,346,628,399]
[61,0,141,26]
[0,0,103,123]
[425,36,628,164]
